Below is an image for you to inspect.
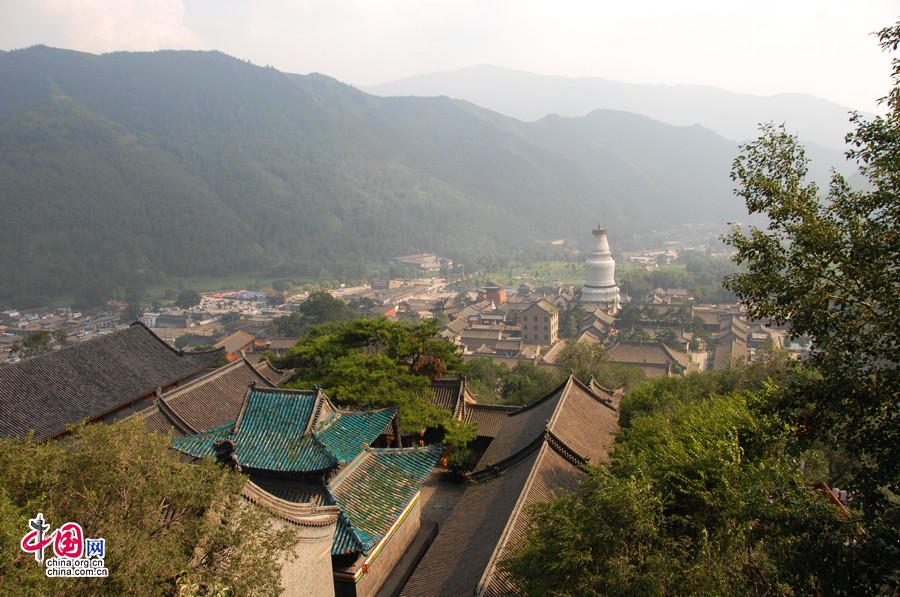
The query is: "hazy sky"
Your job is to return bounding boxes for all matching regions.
[1,0,896,113]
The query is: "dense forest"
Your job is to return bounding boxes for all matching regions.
[0,47,749,307]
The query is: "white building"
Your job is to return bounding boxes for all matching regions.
[581,224,621,310]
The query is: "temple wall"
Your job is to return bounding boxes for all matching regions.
[279,518,338,597]
[335,500,423,597]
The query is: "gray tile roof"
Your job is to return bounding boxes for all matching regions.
[0,323,223,441]
[158,358,274,434]
[401,376,619,596]
[465,404,521,438]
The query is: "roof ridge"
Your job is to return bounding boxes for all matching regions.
[156,391,199,435]
[572,376,619,412]
[546,374,576,431]
[468,432,545,482]
[309,388,337,433]
[162,359,244,396]
[325,484,370,554]
[367,443,441,455]
[239,354,279,386]
[233,384,254,432]
[546,429,589,465]
[129,321,224,358]
[476,443,554,595]
[241,481,340,527]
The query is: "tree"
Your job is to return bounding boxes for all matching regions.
[722,23,900,589]
[501,383,858,595]
[0,419,296,595]
[724,47,899,499]
[558,303,586,339]
[276,318,471,447]
[269,290,358,337]
[120,303,143,324]
[174,289,201,309]
[555,340,606,382]
[16,330,53,359]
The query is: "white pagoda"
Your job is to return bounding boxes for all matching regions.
[581,223,620,310]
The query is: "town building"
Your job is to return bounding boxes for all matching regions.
[520,299,559,346]
[604,339,691,378]
[214,330,256,362]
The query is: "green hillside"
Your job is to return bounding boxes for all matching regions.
[0,47,741,307]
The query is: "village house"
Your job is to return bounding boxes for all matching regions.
[604,339,691,378]
[214,330,256,361]
[519,299,559,346]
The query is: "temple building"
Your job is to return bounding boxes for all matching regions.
[581,223,621,311]
[400,375,620,596]
[170,386,440,597]
[0,322,224,441]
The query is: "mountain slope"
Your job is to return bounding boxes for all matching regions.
[365,64,864,154]
[2,47,753,307]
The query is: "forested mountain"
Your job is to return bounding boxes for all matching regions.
[2,47,748,307]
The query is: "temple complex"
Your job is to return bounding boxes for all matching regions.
[581,223,621,311]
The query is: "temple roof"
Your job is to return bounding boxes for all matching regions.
[401,375,618,596]
[427,377,477,421]
[329,445,442,556]
[235,447,441,557]
[156,357,274,434]
[465,403,521,438]
[171,388,396,472]
[0,323,223,441]
[253,360,295,385]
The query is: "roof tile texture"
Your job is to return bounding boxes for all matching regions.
[0,324,222,441]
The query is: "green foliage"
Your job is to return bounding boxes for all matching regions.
[0,419,295,596]
[722,24,900,570]
[502,374,860,595]
[174,289,201,309]
[499,362,560,405]
[500,467,671,597]
[557,303,586,339]
[276,318,465,442]
[618,352,797,428]
[0,47,747,308]
[17,330,53,358]
[269,291,359,337]
[555,340,647,393]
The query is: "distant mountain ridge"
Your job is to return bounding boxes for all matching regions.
[0,47,837,307]
[364,64,866,153]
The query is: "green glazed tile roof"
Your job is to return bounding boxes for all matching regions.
[231,390,333,471]
[316,409,397,464]
[171,421,233,457]
[329,444,442,555]
[172,388,396,473]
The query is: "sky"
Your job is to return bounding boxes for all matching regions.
[0,1,897,114]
